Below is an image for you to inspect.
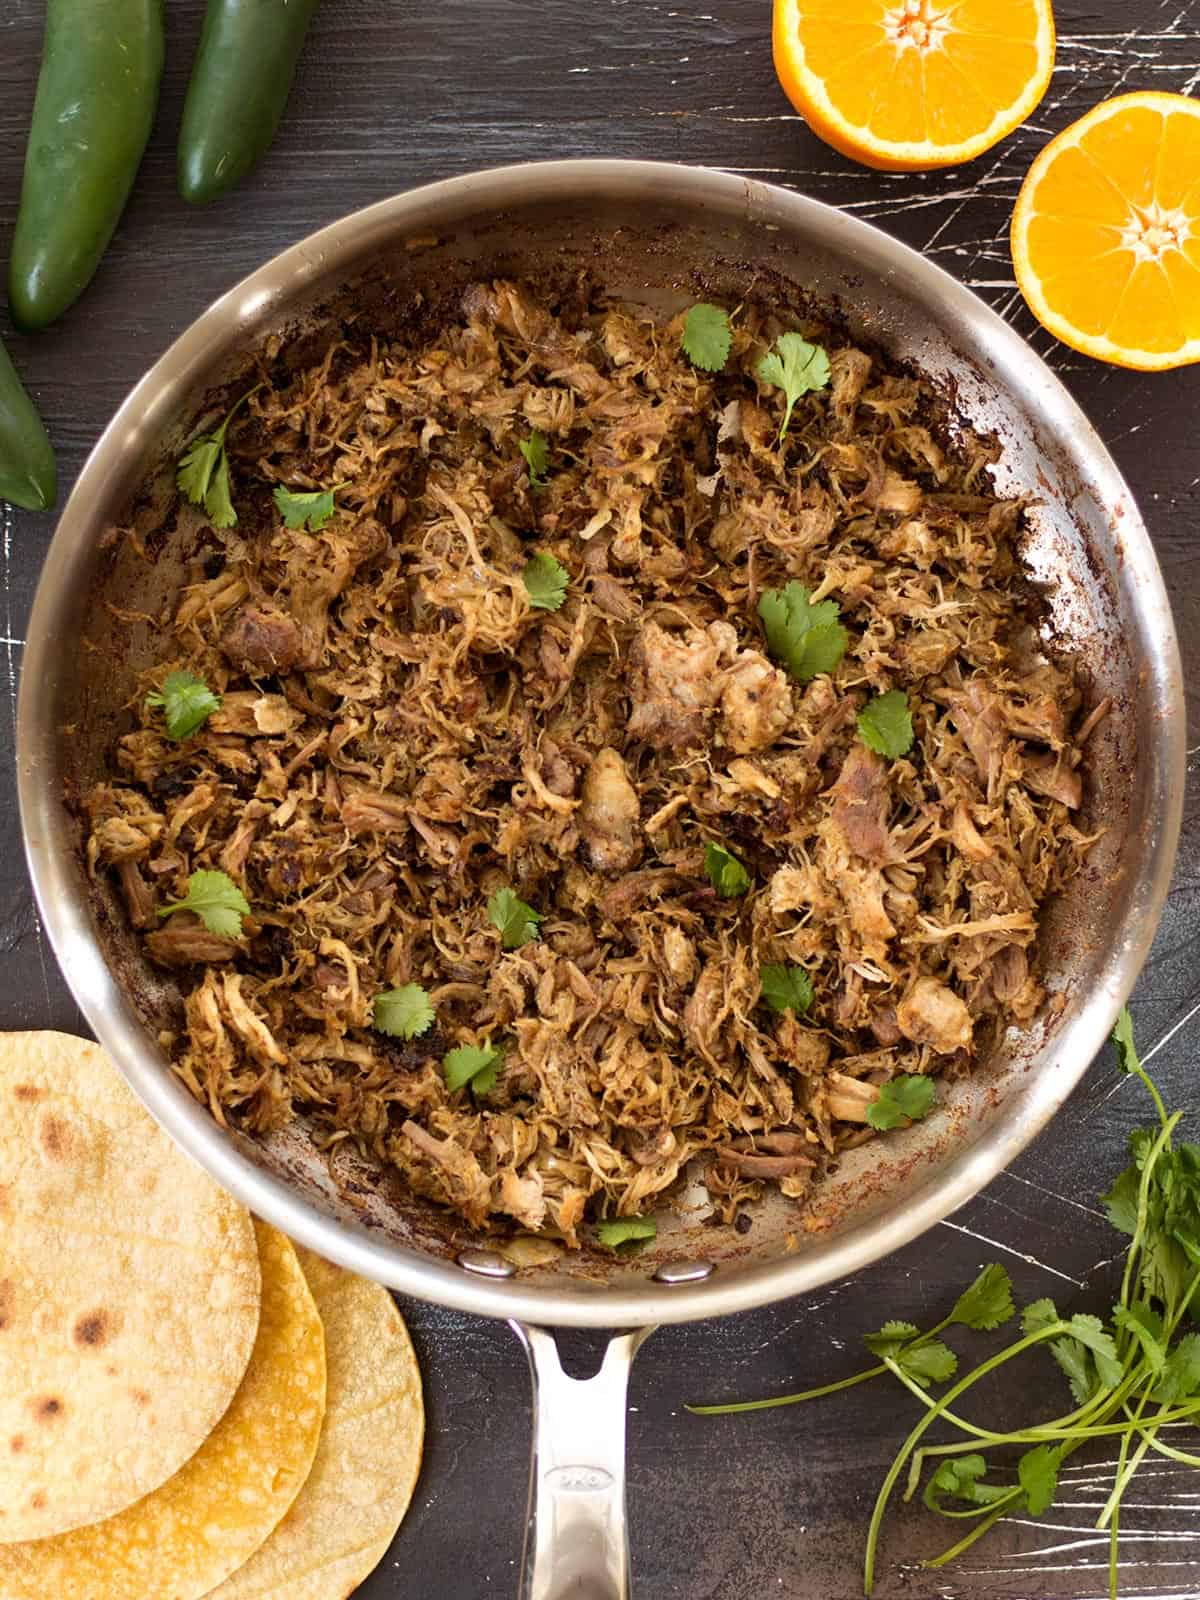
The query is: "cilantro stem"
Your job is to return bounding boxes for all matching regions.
[922,1493,1023,1567]
[1128,1054,1171,1133]
[863,1323,1070,1594]
[687,1362,888,1415]
[902,1365,1142,1502]
[689,1312,959,1417]
[883,1358,1018,1445]
[1106,1415,1135,1599]
[1163,1267,1200,1340]
[1117,1113,1180,1317]
[212,382,263,447]
[1097,1392,1155,1530]
[909,1397,1200,1477]
[1136,1417,1200,1467]
[1109,1497,1120,1600]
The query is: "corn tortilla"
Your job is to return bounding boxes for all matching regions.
[0,1220,326,1600]
[0,1032,261,1542]
[205,1246,424,1600]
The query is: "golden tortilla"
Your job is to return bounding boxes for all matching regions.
[0,1220,326,1600]
[205,1246,424,1600]
[0,1031,261,1542]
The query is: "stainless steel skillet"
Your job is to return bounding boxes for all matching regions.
[16,160,1184,1599]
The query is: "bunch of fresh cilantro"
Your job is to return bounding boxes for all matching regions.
[691,1008,1200,1599]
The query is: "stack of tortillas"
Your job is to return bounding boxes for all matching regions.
[0,1032,424,1598]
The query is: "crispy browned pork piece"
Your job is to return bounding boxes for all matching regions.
[85,281,1099,1243]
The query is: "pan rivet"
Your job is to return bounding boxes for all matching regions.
[652,1259,715,1285]
[457,1248,517,1279]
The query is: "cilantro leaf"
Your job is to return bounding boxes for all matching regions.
[157,869,249,940]
[273,483,342,531]
[704,841,751,898]
[1018,1444,1061,1516]
[1050,1337,1098,1406]
[1113,1302,1167,1373]
[176,434,225,519]
[204,454,237,530]
[487,887,542,950]
[145,670,221,742]
[758,582,848,684]
[1066,1315,1122,1389]
[760,963,814,1015]
[863,1320,921,1358]
[374,984,435,1041]
[755,331,831,441]
[1021,1297,1060,1335]
[867,1074,936,1132]
[1102,1163,1141,1238]
[1021,1298,1105,1403]
[924,1455,1011,1513]
[595,1216,657,1253]
[949,1264,1016,1332]
[681,303,732,372]
[896,1340,958,1387]
[176,386,260,529]
[857,689,914,760]
[519,429,551,489]
[1152,1332,1200,1404]
[1112,1005,1140,1075]
[522,551,569,612]
[443,1040,503,1095]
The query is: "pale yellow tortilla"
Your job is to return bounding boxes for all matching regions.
[204,1246,424,1600]
[0,1031,262,1542]
[0,1220,327,1600]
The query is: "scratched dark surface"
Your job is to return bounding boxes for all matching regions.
[2,3,1200,1597]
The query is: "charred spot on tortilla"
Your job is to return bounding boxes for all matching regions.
[72,1310,115,1350]
[36,1113,72,1160]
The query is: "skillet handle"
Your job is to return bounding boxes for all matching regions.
[511,1322,655,1600]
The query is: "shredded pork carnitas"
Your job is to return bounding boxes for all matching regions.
[85,279,1101,1246]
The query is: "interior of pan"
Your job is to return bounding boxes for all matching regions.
[22,164,1181,1325]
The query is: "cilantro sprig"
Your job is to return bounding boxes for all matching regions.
[273,482,345,531]
[689,1261,1017,1418]
[519,429,551,489]
[758,582,848,683]
[374,984,435,1041]
[176,386,261,529]
[680,303,732,372]
[858,689,914,760]
[760,963,814,1015]
[145,670,221,741]
[689,1009,1200,1598]
[158,869,249,940]
[755,332,831,441]
[522,551,569,612]
[704,841,750,898]
[487,887,542,950]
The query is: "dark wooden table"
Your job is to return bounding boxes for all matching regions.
[3,4,1199,1597]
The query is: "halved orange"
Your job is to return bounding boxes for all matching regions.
[772,0,1055,172]
[1012,92,1200,370]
